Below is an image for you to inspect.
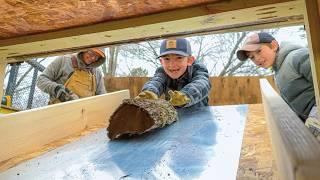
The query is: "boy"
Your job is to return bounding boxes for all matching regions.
[236,32,319,139]
[37,48,106,104]
[136,38,211,108]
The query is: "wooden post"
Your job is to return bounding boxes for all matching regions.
[0,57,7,98]
[303,0,320,113]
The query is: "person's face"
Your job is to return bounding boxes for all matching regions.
[246,42,278,69]
[82,50,99,65]
[160,54,195,79]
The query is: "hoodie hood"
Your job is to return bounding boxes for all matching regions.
[77,50,106,69]
[273,42,303,71]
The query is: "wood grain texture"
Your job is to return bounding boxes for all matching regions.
[0,121,106,172]
[0,90,129,163]
[237,104,277,179]
[0,0,303,59]
[260,79,320,180]
[107,99,177,140]
[105,76,276,105]
[0,59,6,99]
[0,0,222,39]
[0,0,298,40]
[304,0,320,128]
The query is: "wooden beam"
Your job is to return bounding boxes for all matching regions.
[0,90,129,163]
[260,79,320,180]
[0,0,303,61]
[0,58,6,99]
[304,0,320,125]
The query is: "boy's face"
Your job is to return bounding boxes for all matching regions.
[160,54,195,79]
[82,50,99,65]
[245,42,278,69]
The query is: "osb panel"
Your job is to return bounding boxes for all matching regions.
[318,0,320,15]
[0,0,221,39]
[237,104,278,180]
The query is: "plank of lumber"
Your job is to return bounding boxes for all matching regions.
[260,79,320,180]
[0,90,129,163]
[237,104,277,179]
[0,0,303,60]
[304,0,320,130]
[0,58,6,99]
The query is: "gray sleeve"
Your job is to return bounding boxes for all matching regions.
[95,70,106,95]
[36,57,64,97]
[181,63,211,107]
[141,67,167,96]
[292,48,313,82]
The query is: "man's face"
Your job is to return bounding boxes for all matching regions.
[82,50,99,65]
[246,43,277,69]
[160,54,195,79]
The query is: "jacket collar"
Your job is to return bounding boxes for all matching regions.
[273,42,302,71]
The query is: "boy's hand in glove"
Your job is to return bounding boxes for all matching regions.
[54,85,78,102]
[135,90,158,100]
[168,90,191,107]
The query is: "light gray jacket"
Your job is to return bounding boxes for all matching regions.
[273,42,315,121]
[37,52,106,100]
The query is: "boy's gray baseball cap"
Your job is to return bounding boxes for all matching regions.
[236,32,275,61]
[158,38,192,58]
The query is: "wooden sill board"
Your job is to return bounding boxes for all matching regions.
[0,90,129,164]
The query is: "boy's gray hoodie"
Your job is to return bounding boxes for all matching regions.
[273,42,315,121]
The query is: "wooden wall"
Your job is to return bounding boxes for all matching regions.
[105,76,276,105]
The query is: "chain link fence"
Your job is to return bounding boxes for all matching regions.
[4,59,50,110]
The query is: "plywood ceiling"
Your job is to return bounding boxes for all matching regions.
[0,0,222,40]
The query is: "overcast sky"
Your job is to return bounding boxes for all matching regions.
[117,25,307,76]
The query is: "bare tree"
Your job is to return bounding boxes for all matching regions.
[103,46,120,76]
[129,67,148,77]
[104,27,303,78]
[120,41,161,69]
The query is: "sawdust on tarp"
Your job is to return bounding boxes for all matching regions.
[0,124,106,172]
[237,104,278,180]
[0,104,277,178]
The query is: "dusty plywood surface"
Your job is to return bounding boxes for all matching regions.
[0,0,222,39]
[237,104,277,180]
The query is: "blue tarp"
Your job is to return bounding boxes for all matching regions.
[0,105,248,180]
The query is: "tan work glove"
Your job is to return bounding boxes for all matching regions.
[69,93,80,100]
[168,90,191,107]
[135,90,158,100]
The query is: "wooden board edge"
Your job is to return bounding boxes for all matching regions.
[0,90,129,163]
[259,78,320,180]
